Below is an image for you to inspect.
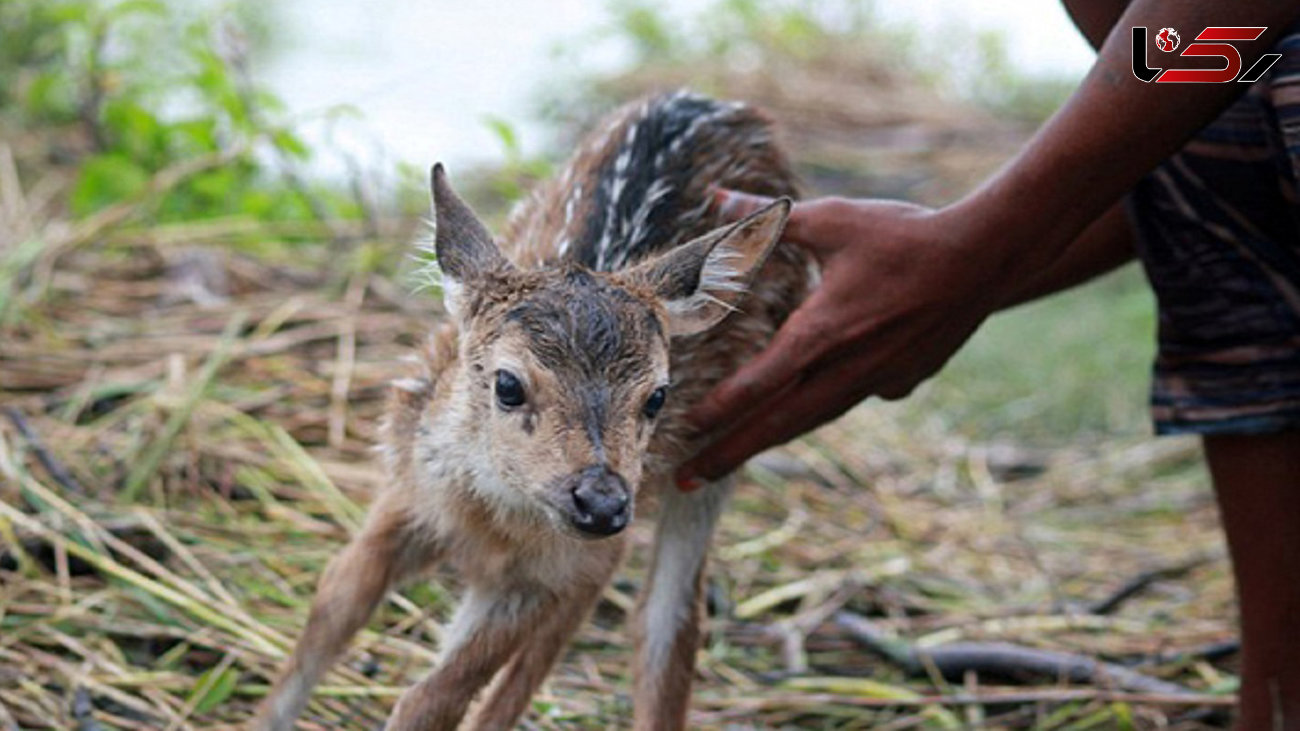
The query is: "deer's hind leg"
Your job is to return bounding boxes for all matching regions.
[633,478,733,731]
[465,543,624,730]
[251,500,440,731]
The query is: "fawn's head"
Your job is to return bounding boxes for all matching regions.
[427,165,789,539]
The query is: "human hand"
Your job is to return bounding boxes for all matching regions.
[676,190,1004,487]
[672,0,1300,487]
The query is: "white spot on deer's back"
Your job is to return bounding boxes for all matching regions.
[564,183,583,226]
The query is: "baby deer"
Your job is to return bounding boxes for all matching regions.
[252,91,811,730]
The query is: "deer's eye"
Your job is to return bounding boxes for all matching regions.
[495,370,526,409]
[643,386,667,419]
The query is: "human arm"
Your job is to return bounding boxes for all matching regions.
[998,200,1135,309]
[677,0,1300,486]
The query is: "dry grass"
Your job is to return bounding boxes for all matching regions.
[0,193,1239,731]
[0,46,1239,729]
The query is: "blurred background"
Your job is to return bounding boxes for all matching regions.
[0,1,1235,728]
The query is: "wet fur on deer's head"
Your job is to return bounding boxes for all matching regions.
[425,164,789,540]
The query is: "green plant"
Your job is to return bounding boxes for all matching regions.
[0,0,345,231]
[602,0,875,64]
[481,115,553,203]
[949,28,1075,123]
[544,0,1073,127]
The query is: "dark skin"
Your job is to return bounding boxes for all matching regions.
[1206,432,1300,729]
[678,1,1300,728]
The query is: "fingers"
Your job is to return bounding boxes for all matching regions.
[714,189,834,249]
[679,350,873,484]
[712,188,776,222]
[681,302,827,438]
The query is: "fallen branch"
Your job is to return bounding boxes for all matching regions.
[1088,552,1219,615]
[834,611,1193,696]
[1148,639,1239,666]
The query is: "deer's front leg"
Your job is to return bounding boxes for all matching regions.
[633,478,733,731]
[466,542,624,730]
[252,502,437,731]
[387,585,555,731]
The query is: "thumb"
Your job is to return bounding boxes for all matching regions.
[713,188,830,250]
[713,188,779,223]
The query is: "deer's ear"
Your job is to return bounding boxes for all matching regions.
[429,163,509,317]
[625,198,791,337]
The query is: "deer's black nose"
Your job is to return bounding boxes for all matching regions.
[569,465,630,536]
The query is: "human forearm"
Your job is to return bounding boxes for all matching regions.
[951,0,1298,285]
[1062,0,1131,51]
[678,1,1300,482]
[996,201,1136,310]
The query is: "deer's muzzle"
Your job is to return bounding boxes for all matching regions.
[566,465,631,537]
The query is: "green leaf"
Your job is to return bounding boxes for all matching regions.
[171,118,219,155]
[69,154,150,216]
[271,129,310,160]
[482,115,521,158]
[45,1,95,24]
[251,89,286,114]
[102,98,165,165]
[24,70,77,121]
[609,0,675,60]
[105,0,166,21]
[188,167,239,204]
[324,103,363,121]
[1111,702,1135,730]
[188,664,239,714]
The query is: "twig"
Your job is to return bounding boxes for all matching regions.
[221,32,349,248]
[164,652,235,731]
[0,697,20,731]
[79,23,110,153]
[72,685,106,731]
[3,407,86,495]
[735,560,908,620]
[773,580,860,675]
[835,611,1193,696]
[0,144,32,250]
[121,312,245,501]
[1088,552,1219,615]
[58,142,256,253]
[278,161,350,246]
[0,497,284,657]
[328,273,367,448]
[1147,640,1239,666]
[701,688,1236,710]
[341,144,382,240]
[0,143,257,324]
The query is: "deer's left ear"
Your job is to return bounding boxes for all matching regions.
[429,163,511,318]
[625,198,791,337]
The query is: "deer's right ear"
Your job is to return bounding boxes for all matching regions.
[624,198,791,337]
[430,163,509,318]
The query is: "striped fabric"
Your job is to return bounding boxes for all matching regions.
[1128,24,1300,435]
